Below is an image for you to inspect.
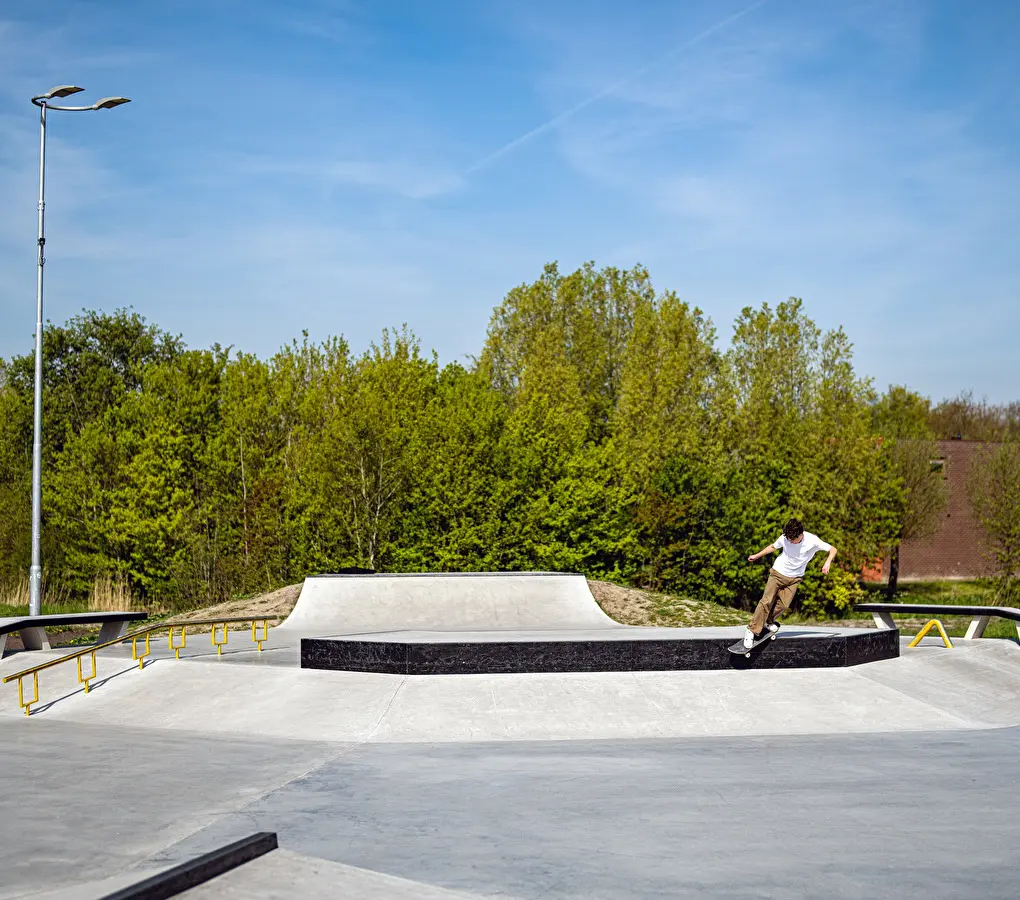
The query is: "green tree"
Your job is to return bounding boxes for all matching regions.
[872,385,931,439]
[0,272,996,621]
[720,301,901,614]
[46,348,227,607]
[116,349,226,606]
[967,442,1020,605]
[482,261,653,439]
[0,365,32,586]
[630,453,733,598]
[3,309,182,455]
[491,326,592,570]
[871,386,948,595]
[285,328,436,572]
[46,416,122,595]
[790,329,899,614]
[722,299,820,606]
[1,310,183,598]
[614,293,721,480]
[728,298,819,451]
[208,352,294,594]
[279,334,357,574]
[394,361,507,571]
[929,392,1020,442]
[613,292,727,592]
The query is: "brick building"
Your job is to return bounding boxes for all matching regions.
[892,439,996,581]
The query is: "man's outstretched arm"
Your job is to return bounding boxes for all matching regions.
[821,545,838,575]
[747,543,777,563]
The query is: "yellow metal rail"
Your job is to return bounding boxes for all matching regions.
[2,615,282,716]
[907,619,954,649]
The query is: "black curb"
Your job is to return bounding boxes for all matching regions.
[99,832,278,900]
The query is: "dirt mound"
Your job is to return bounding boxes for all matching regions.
[588,580,747,627]
[174,583,302,623]
[588,580,656,625]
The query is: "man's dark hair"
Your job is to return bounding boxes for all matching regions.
[783,518,804,540]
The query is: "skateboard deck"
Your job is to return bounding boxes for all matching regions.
[727,630,777,658]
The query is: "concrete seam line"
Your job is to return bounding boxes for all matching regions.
[628,671,672,737]
[364,674,409,742]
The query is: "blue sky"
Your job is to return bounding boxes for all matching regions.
[1,0,1017,402]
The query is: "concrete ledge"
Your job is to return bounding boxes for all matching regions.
[0,612,146,657]
[301,627,900,674]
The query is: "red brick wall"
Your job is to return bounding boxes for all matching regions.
[895,440,996,580]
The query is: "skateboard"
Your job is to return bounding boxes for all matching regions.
[727,629,777,658]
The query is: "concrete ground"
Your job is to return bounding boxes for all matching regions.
[3,638,1018,741]
[2,575,1019,898]
[1,717,1018,899]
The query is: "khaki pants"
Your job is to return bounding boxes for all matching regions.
[749,569,802,634]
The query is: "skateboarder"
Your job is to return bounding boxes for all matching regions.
[742,518,837,649]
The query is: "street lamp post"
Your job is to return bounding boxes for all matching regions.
[28,86,130,616]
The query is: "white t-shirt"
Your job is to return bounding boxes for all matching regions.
[772,532,832,578]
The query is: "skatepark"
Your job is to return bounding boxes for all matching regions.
[2,572,1019,898]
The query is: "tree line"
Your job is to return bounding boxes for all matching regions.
[0,262,1016,613]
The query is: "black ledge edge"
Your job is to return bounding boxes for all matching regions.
[302,628,900,674]
[99,832,278,900]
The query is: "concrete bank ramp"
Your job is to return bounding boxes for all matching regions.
[276,572,616,636]
[19,866,178,900]
[180,848,498,900]
[14,850,501,900]
[856,638,1020,728]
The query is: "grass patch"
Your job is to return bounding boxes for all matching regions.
[648,592,748,627]
[0,601,92,619]
[887,580,999,605]
[590,580,749,627]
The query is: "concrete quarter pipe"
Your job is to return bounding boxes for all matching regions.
[277,572,618,635]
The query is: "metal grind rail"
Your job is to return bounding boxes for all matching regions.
[855,603,1020,640]
[2,615,283,716]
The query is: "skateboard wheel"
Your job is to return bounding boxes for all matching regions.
[744,652,751,658]
[770,634,776,640]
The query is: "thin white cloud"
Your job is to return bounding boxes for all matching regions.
[1,0,1016,404]
[240,156,462,200]
[464,0,771,175]
[58,50,164,70]
[524,0,1016,254]
[496,0,1019,400]
[278,15,357,45]
[0,116,126,248]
